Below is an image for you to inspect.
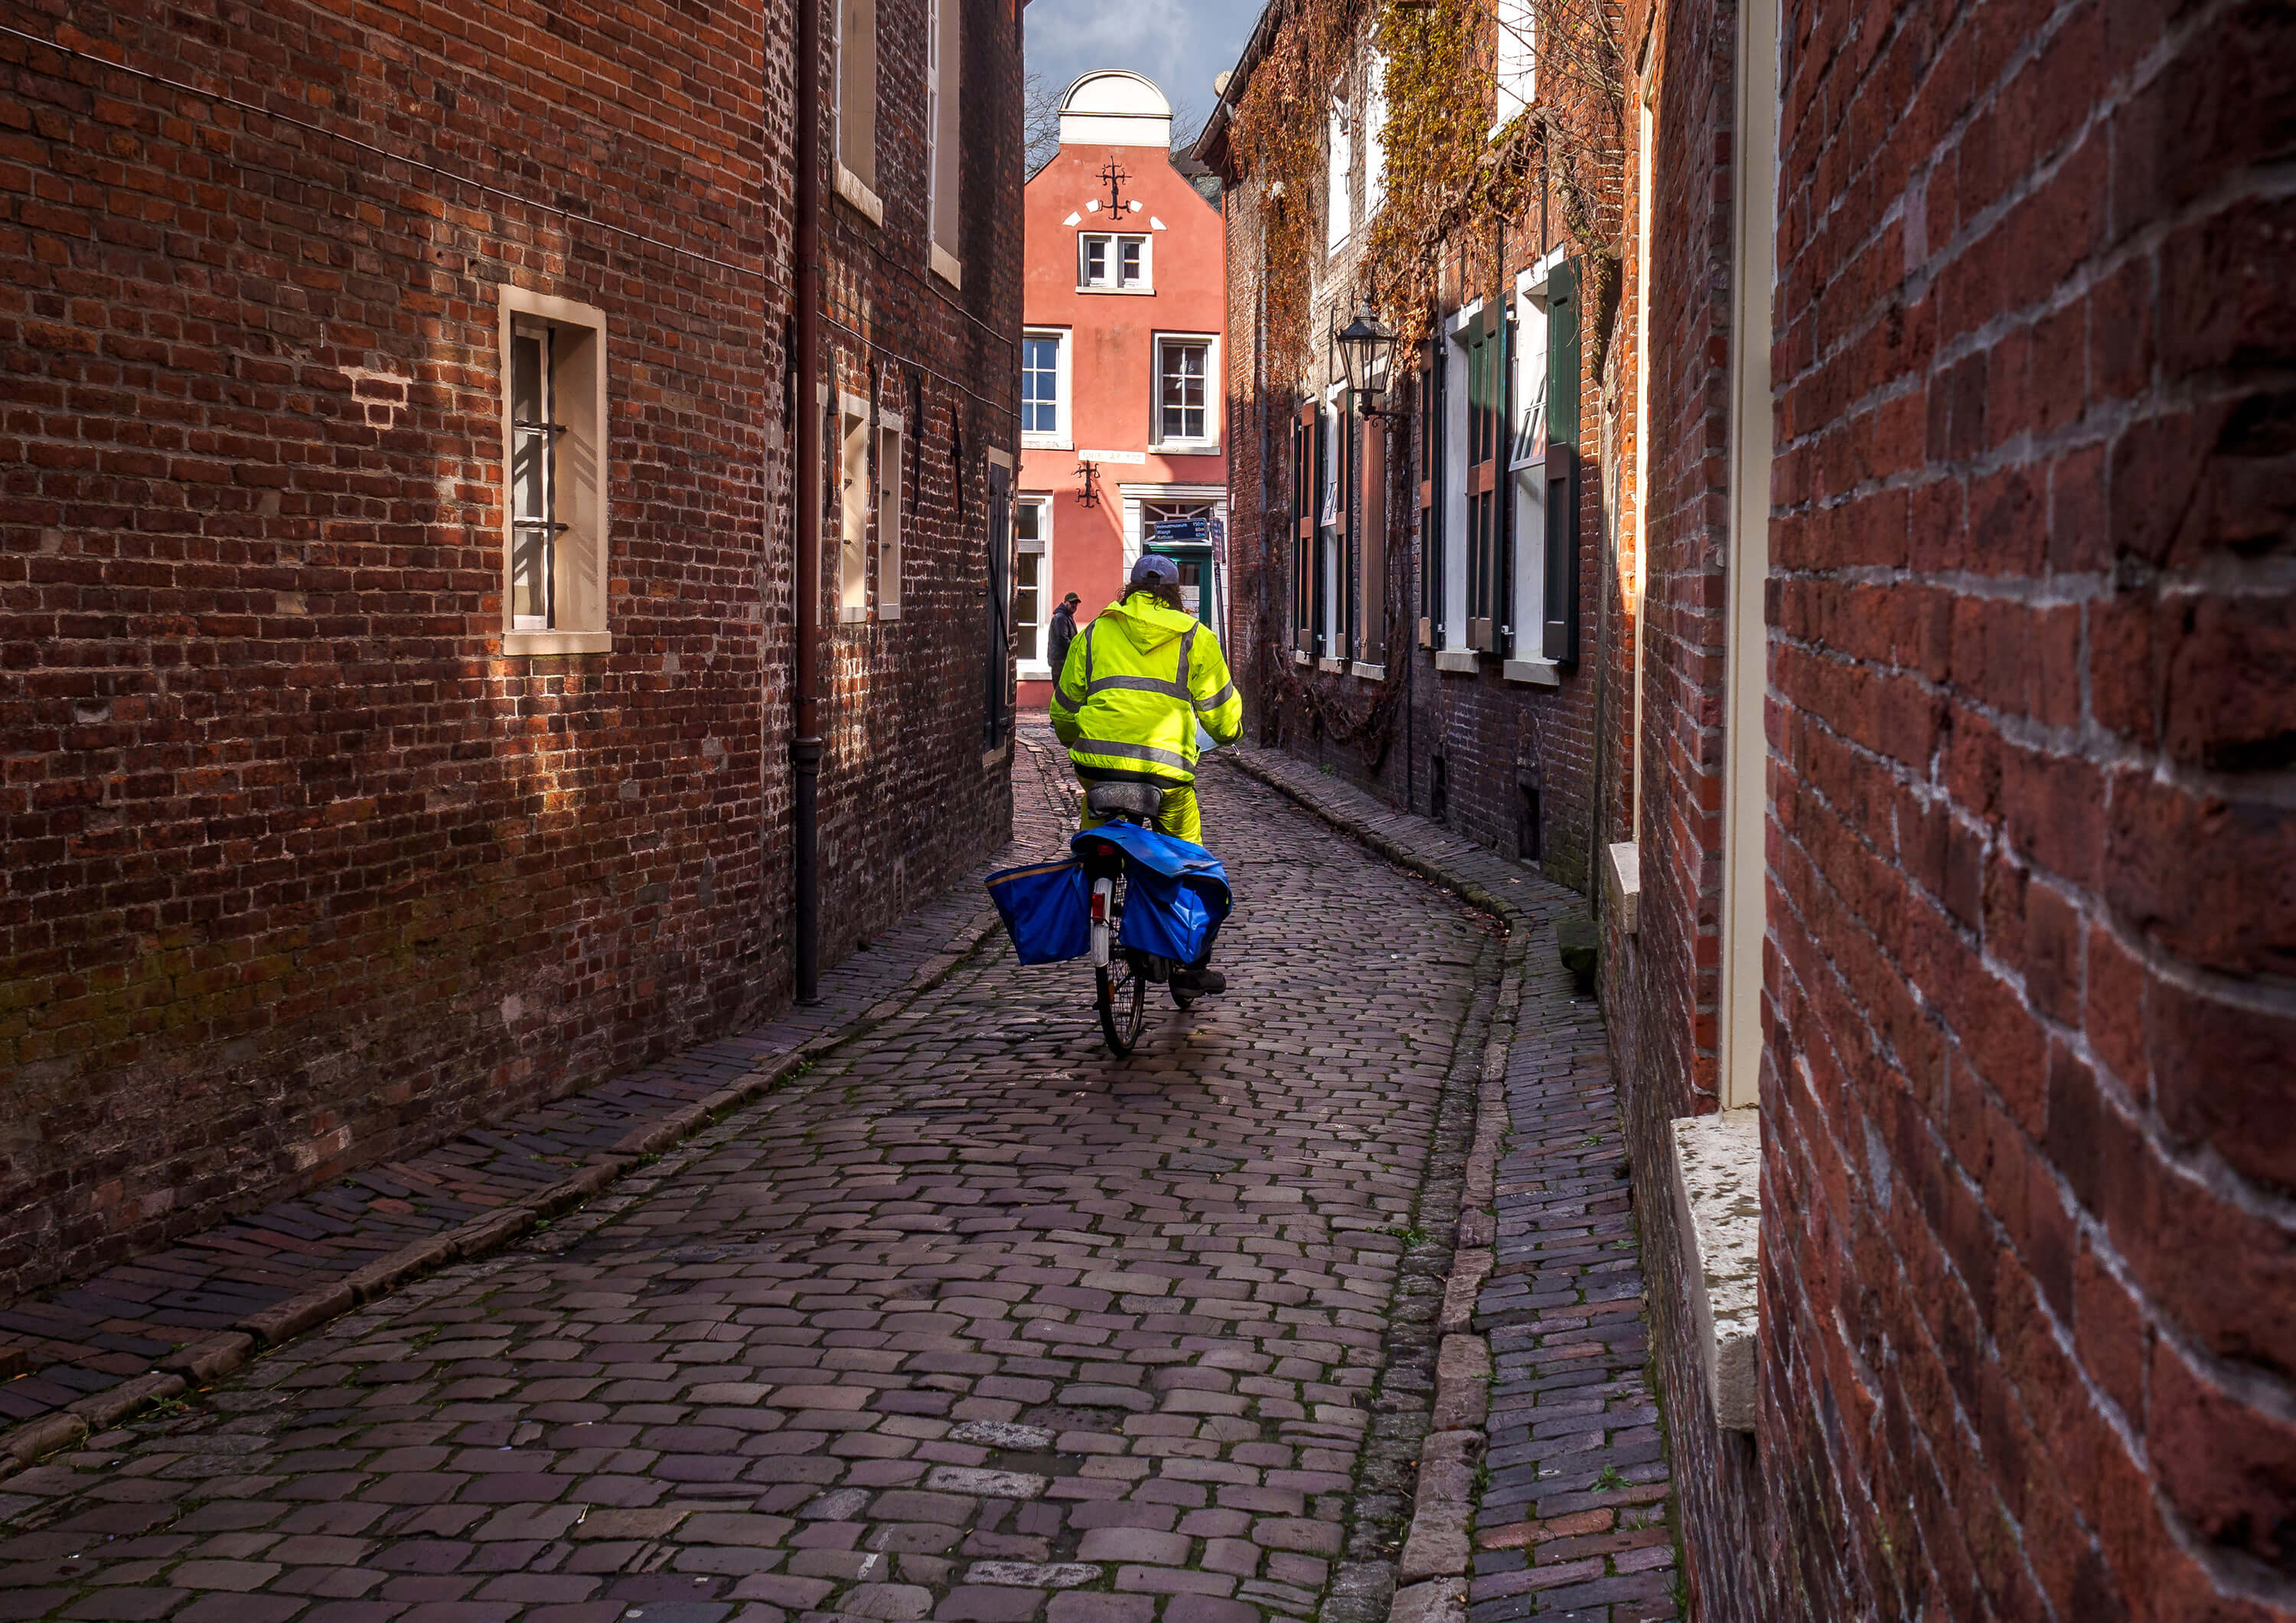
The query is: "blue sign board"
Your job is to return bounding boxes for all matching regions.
[1153,515,1210,542]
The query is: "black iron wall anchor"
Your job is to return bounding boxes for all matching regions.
[1075,459,1103,509]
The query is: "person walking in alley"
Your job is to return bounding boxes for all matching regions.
[1048,591,1081,677]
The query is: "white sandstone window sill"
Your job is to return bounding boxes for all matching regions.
[1670,1107,1761,1432]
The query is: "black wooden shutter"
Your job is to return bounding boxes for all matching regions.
[985,459,1011,746]
[1542,259,1583,665]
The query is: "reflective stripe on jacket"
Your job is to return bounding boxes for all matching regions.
[1049,594,1243,784]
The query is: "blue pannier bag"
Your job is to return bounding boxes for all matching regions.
[1067,821,1233,968]
[984,857,1091,965]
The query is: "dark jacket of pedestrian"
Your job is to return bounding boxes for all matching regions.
[1047,596,1080,676]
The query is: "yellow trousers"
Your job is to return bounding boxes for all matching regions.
[1077,779,1201,844]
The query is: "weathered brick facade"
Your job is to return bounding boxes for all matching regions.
[0,0,1022,1300]
[1599,0,2296,1612]
[1203,45,1613,896]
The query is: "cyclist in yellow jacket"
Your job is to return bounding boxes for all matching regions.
[1052,554,1242,991]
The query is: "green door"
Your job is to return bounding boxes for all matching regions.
[1147,543,1217,628]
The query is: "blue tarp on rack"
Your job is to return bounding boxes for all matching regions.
[983,825,1233,968]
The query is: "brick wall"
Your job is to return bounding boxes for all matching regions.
[1759,0,2295,1608]
[1211,62,1609,897]
[0,0,1020,1301]
[1603,0,2296,1609]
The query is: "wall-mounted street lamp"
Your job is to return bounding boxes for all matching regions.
[1336,305,1404,416]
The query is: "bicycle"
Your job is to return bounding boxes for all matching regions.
[1076,782,1199,1055]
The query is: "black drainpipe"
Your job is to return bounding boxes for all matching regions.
[791,0,824,1002]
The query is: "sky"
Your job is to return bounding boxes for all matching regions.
[1025,0,1267,147]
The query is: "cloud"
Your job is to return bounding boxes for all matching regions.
[1028,0,1262,138]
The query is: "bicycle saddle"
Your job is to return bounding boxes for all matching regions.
[1084,782,1166,821]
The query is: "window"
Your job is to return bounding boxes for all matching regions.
[1495,0,1535,129]
[1153,335,1216,448]
[1078,233,1150,291]
[1016,497,1049,671]
[1326,90,1352,252]
[500,287,608,655]
[1436,304,1474,652]
[1322,391,1346,661]
[877,413,903,618]
[1463,305,1505,652]
[926,0,960,282]
[1290,402,1321,654]
[1021,330,1070,446]
[838,394,869,621]
[835,0,881,220]
[1506,257,1557,681]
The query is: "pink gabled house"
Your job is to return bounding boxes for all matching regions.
[1016,71,1227,707]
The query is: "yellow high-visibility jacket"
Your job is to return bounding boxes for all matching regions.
[1050,595,1243,783]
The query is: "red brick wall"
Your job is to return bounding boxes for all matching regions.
[1605,0,2294,1610]
[1760,0,2296,1605]
[0,0,1019,1301]
[1214,146,1608,896]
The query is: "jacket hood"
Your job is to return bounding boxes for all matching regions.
[1100,595,1200,653]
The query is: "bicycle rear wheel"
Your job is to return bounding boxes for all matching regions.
[1097,954,1147,1054]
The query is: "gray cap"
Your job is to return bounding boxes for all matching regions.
[1129,554,1180,587]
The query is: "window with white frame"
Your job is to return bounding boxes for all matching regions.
[926,0,960,281]
[834,0,879,214]
[877,413,904,617]
[1078,233,1150,291]
[1509,263,1556,664]
[1015,497,1049,671]
[1021,329,1070,446]
[1153,335,1216,449]
[1495,0,1535,129]
[1438,304,1475,648]
[1326,90,1352,252]
[501,287,608,654]
[838,394,869,621]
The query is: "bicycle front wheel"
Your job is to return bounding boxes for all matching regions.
[1097,954,1147,1054]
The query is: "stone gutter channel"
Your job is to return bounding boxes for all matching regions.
[1217,746,1678,1623]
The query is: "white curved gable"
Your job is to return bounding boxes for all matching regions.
[1059,70,1173,149]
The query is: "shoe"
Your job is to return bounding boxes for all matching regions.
[1170,967,1226,996]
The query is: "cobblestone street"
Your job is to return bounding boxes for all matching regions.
[0,753,1555,1623]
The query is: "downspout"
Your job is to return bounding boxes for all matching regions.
[792,0,824,1003]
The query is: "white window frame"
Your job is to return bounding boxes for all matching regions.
[1020,328,1072,449]
[833,0,882,223]
[926,0,961,284]
[1319,384,1344,661]
[837,391,871,622]
[1150,333,1220,453]
[877,410,904,619]
[1326,87,1352,253]
[1016,495,1052,676]
[1495,0,1536,133]
[499,286,609,655]
[1438,302,1478,651]
[1505,254,1565,684]
[1077,232,1152,292]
